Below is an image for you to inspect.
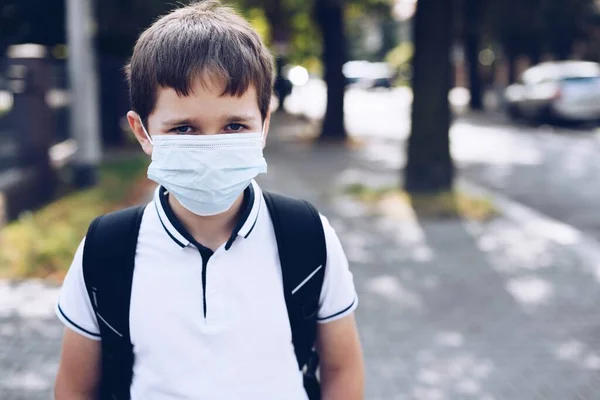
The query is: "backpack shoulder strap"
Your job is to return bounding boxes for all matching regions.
[82,204,146,400]
[263,191,327,370]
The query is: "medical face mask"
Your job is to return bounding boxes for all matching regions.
[140,119,267,216]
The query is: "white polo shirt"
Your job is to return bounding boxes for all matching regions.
[56,180,358,400]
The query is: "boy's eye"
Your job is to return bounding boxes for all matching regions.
[173,125,194,134]
[225,123,248,132]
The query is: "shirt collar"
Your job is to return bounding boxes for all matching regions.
[153,180,263,250]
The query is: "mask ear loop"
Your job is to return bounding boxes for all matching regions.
[139,117,154,145]
[261,120,267,147]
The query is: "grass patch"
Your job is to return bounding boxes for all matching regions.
[0,154,151,281]
[344,183,497,221]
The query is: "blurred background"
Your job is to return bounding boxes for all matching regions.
[2,0,600,399]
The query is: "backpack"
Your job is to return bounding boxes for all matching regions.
[82,191,327,400]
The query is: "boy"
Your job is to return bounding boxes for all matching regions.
[54,1,363,399]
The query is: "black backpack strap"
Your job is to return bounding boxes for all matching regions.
[82,205,146,400]
[263,191,327,373]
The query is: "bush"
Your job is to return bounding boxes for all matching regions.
[0,154,151,280]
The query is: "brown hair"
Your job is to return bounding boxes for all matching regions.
[125,0,274,125]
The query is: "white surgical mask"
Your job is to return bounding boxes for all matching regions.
[140,119,267,216]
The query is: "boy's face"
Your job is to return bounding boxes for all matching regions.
[127,76,270,155]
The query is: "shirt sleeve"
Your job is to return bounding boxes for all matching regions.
[317,214,358,324]
[55,237,101,340]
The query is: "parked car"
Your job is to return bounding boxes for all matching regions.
[504,61,600,124]
[343,60,371,87]
[343,61,394,89]
[366,62,394,89]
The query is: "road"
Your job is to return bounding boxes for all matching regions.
[285,79,600,242]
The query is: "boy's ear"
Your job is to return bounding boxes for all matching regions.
[127,111,153,156]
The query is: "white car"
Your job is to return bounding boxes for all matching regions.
[504,61,600,123]
[343,61,393,89]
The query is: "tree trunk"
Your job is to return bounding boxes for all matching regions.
[314,0,347,141]
[507,48,518,84]
[264,0,292,113]
[273,56,292,112]
[404,0,454,193]
[464,0,483,110]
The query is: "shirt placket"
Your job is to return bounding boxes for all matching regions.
[201,249,226,326]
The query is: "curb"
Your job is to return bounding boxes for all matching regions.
[458,178,600,265]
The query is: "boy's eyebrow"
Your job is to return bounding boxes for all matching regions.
[161,115,258,127]
[161,117,202,127]
[222,114,258,122]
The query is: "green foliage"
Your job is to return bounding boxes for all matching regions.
[0,155,150,280]
[347,0,391,18]
[385,42,413,69]
[234,0,398,69]
[288,9,322,68]
[385,42,413,86]
[242,7,272,44]
[346,0,397,61]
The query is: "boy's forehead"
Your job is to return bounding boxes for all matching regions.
[153,77,260,122]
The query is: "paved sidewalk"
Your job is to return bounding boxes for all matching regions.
[0,281,62,399]
[3,114,600,399]
[260,117,600,399]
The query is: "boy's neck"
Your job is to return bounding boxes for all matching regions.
[167,193,245,251]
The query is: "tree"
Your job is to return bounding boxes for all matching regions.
[540,0,594,60]
[314,0,347,142]
[238,0,391,141]
[486,0,595,83]
[463,0,485,110]
[486,0,543,83]
[404,0,454,193]
[313,0,393,141]
[258,0,294,111]
[235,0,319,111]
